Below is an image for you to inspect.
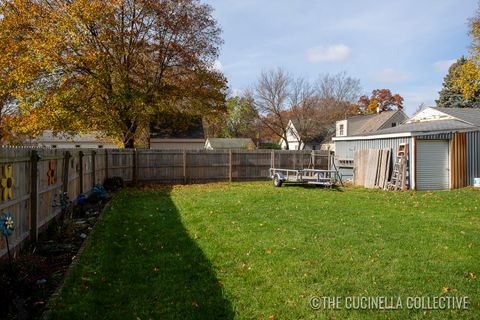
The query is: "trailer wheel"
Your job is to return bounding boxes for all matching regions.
[273,174,283,187]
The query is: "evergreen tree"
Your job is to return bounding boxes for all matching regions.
[437,57,480,108]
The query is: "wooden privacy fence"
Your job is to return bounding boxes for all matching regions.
[137,149,328,183]
[0,147,328,258]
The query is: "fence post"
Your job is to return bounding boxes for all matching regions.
[327,150,331,171]
[132,149,138,186]
[183,150,187,184]
[105,149,109,180]
[30,150,39,242]
[92,151,96,186]
[79,151,84,193]
[229,150,233,182]
[271,150,275,169]
[62,151,71,194]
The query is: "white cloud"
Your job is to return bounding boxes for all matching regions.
[433,59,456,73]
[375,68,409,83]
[306,44,351,63]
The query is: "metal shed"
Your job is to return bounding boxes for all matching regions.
[333,107,480,190]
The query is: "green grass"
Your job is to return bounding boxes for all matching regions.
[47,182,480,319]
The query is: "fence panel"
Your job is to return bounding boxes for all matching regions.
[0,148,31,258]
[137,150,183,183]
[37,149,64,230]
[109,150,134,182]
[233,150,271,180]
[186,150,230,183]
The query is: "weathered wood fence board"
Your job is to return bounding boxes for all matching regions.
[0,147,328,258]
[354,149,392,189]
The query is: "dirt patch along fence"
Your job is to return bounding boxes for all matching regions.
[0,147,328,258]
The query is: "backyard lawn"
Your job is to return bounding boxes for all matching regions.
[47,182,479,319]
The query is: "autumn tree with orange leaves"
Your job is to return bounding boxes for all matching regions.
[354,89,404,114]
[0,0,226,147]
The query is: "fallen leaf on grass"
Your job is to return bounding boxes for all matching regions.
[442,287,449,293]
[464,272,477,280]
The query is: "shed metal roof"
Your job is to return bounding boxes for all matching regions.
[434,107,480,127]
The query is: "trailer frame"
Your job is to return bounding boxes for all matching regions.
[269,168,341,187]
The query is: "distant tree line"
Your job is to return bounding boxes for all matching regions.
[215,69,404,149]
[437,4,480,108]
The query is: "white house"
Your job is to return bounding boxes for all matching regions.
[34,131,118,149]
[279,120,335,151]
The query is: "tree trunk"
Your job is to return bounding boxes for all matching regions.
[282,136,289,150]
[124,137,135,149]
[123,120,137,149]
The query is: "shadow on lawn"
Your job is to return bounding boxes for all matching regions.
[283,183,344,191]
[150,187,235,319]
[48,186,234,320]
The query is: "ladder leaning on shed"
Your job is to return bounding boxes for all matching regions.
[386,143,409,191]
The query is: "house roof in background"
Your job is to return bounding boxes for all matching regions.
[34,131,116,144]
[206,138,254,149]
[288,120,334,143]
[334,107,480,140]
[347,110,405,136]
[150,116,205,140]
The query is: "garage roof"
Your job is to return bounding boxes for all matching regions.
[356,119,475,136]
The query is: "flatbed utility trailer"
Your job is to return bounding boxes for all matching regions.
[269,168,341,187]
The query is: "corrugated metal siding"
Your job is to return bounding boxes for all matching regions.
[419,131,480,187]
[335,137,412,159]
[451,133,467,188]
[416,133,453,140]
[466,131,480,185]
[334,137,412,184]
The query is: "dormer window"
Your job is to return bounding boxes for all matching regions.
[339,124,344,136]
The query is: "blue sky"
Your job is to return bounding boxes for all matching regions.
[204,0,477,115]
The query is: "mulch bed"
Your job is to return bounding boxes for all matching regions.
[0,197,110,320]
